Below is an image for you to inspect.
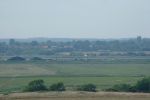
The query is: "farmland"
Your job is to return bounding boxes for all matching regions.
[0,57,150,93]
[1,0,150,99]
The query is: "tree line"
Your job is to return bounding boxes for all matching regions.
[24,77,150,93]
[24,80,96,92]
[0,37,150,56]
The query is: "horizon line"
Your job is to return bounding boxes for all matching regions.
[0,36,147,40]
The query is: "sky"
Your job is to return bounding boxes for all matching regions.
[0,0,150,39]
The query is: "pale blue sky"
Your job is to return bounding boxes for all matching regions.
[0,0,150,39]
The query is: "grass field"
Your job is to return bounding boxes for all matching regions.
[0,61,150,77]
[0,92,150,100]
[0,76,143,93]
[0,60,150,93]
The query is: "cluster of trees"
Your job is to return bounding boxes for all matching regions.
[106,77,150,93]
[25,80,96,92]
[25,80,65,92]
[1,37,150,56]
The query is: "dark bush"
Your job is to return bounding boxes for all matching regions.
[135,77,150,92]
[77,84,96,92]
[105,77,150,93]
[106,84,134,92]
[25,79,47,92]
[49,82,65,91]
[30,57,43,61]
[7,56,26,61]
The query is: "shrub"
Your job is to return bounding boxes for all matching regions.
[30,57,43,61]
[77,84,96,92]
[49,82,65,91]
[105,77,150,93]
[106,84,134,92]
[25,79,47,92]
[7,56,26,61]
[135,77,150,92]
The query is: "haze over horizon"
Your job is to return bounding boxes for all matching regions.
[0,0,150,39]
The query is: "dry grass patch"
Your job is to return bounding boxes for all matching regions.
[0,92,150,100]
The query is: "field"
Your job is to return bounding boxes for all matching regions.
[0,57,150,93]
[0,92,150,100]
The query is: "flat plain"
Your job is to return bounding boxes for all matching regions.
[0,58,150,93]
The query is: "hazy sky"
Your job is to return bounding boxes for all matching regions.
[0,0,150,39]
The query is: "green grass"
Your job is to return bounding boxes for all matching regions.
[0,60,150,93]
[0,61,150,77]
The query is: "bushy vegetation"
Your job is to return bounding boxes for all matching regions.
[25,80,97,92]
[77,84,96,92]
[25,81,66,92]
[25,79,47,92]
[30,57,43,61]
[106,77,150,93]
[49,82,65,91]
[105,84,136,92]
[7,56,26,61]
[2,77,150,93]
[135,77,150,92]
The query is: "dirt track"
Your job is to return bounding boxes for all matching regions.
[0,92,150,100]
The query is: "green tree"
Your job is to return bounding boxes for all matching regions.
[25,79,47,92]
[49,82,65,91]
[135,77,150,92]
[106,77,150,93]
